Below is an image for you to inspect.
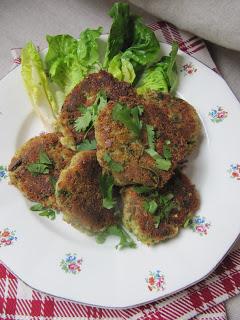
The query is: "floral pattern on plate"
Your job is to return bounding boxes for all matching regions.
[228,164,240,180]
[146,270,165,292]
[0,165,8,181]
[60,253,83,274]
[0,228,17,247]
[189,216,211,236]
[209,106,228,123]
[180,62,197,76]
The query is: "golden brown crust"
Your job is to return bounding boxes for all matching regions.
[58,71,137,147]
[122,171,200,245]
[56,151,117,233]
[8,133,75,209]
[144,92,201,153]
[95,95,188,188]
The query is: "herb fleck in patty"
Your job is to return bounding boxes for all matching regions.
[121,171,200,245]
[56,151,117,233]
[8,133,75,209]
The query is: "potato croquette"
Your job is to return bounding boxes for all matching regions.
[56,151,117,233]
[121,171,200,245]
[95,95,188,188]
[8,133,75,209]
[145,92,201,153]
[58,71,137,149]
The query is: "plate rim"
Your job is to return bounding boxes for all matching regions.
[0,40,240,308]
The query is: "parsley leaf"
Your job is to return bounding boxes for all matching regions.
[30,203,57,220]
[163,140,172,160]
[27,151,53,176]
[74,92,107,133]
[146,124,155,149]
[145,126,172,171]
[112,103,144,138]
[142,191,178,228]
[133,185,154,194]
[27,163,50,175]
[103,152,124,173]
[155,193,178,227]
[92,91,108,120]
[146,148,171,171]
[74,110,92,132]
[39,151,52,164]
[76,139,97,151]
[183,216,192,228]
[30,203,45,211]
[99,173,116,209]
[49,176,57,191]
[144,199,158,214]
[96,225,136,249]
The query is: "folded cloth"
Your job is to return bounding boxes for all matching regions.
[3,21,239,320]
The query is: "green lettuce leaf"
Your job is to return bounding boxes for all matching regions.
[121,16,160,72]
[103,2,130,68]
[108,53,136,83]
[21,42,59,130]
[136,42,179,94]
[45,27,102,94]
[105,3,160,83]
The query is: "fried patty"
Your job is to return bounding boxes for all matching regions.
[55,151,117,233]
[95,95,189,188]
[8,133,75,209]
[58,71,137,149]
[145,92,201,154]
[121,171,199,245]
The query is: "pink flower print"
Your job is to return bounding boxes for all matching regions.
[60,253,83,274]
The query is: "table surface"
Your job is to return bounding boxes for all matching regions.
[1,1,239,319]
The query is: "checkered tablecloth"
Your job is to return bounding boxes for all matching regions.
[2,21,239,320]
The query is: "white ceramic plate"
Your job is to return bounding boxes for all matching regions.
[0,40,240,309]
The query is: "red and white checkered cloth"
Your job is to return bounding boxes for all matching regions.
[4,21,239,320]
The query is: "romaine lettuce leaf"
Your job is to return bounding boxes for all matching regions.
[136,42,179,94]
[108,53,136,83]
[103,2,130,68]
[121,16,160,72]
[105,3,160,83]
[45,27,102,94]
[21,42,58,131]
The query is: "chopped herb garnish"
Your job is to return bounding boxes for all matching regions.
[145,126,172,171]
[112,103,144,138]
[74,92,107,133]
[49,176,57,191]
[144,199,158,214]
[142,192,178,228]
[27,151,53,176]
[96,225,136,249]
[155,193,178,227]
[133,185,154,194]
[145,148,171,171]
[27,163,50,175]
[30,203,57,220]
[183,216,192,228]
[76,139,97,151]
[146,124,155,149]
[163,140,172,160]
[30,203,44,211]
[99,173,116,209]
[39,151,52,164]
[103,152,124,173]
[74,110,92,132]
